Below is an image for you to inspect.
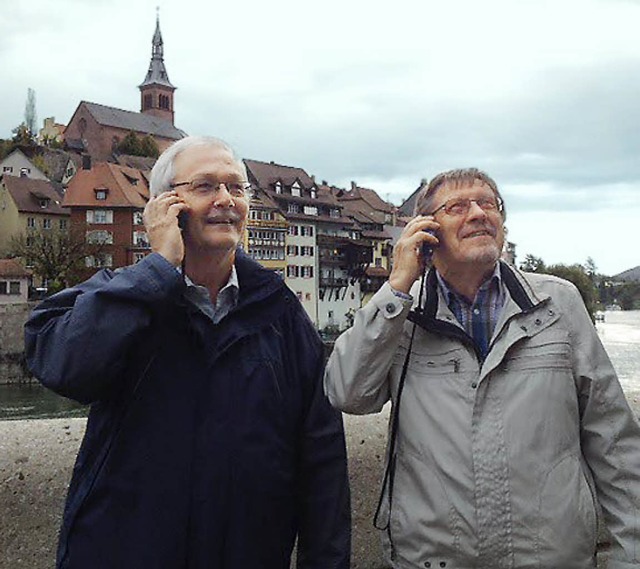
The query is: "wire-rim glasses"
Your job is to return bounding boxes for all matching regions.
[170,177,253,199]
[427,196,503,217]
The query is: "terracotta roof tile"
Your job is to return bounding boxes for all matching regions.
[63,163,149,208]
[1,175,69,216]
[0,258,30,278]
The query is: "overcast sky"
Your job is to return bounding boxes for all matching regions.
[1,0,638,275]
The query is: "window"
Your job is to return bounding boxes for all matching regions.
[301,266,314,278]
[301,225,314,237]
[95,189,108,200]
[87,210,114,224]
[287,265,299,278]
[287,203,300,214]
[303,206,318,216]
[39,199,49,208]
[305,293,311,301]
[133,252,147,263]
[85,255,113,268]
[27,217,35,228]
[133,211,144,225]
[0,282,6,294]
[250,210,258,220]
[330,208,340,218]
[287,245,299,256]
[296,291,303,301]
[59,219,68,230]
[288,225,298,236]
[310,189,316,199]
[275,182,282,194]
[133,231,150,247]
[375,258,382,267]
[20,167,30,176]
[143,94,152,110]
[42,218,52,229]
[291,184,301,197]
[86,230,113,244]
[2,166,12,173]
[9,281,21,294]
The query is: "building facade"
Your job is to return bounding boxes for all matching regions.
[62,161,151,276]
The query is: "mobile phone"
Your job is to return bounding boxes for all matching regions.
[178,211,188,231]
[421,229,437,261]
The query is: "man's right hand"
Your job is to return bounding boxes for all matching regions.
[388,215,440,294]
[143,191,188,267]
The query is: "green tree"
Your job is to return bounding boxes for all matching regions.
[11,123,36,146]
[9,227,105,290]
[519,254,545,273]
[139,135,160,158]
[545,263,597,321]
[116,131,159,158]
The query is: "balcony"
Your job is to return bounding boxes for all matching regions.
[319,276,348,288]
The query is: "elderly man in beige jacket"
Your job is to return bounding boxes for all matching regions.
[325,167,640,569]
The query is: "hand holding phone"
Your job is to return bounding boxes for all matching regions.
[421,228,438,262]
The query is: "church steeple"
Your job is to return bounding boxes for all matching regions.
[139,10,176,124]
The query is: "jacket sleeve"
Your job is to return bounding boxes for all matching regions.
[292,308,351,569]
[24,253,185,404]
[568,284,640,569]
[323,282,413,415]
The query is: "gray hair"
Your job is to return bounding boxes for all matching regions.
[414,167,506,220]
[149,136,248,197]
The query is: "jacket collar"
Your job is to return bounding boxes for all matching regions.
[408,261,548,355]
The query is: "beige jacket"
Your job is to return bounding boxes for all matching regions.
[325,263,640,569]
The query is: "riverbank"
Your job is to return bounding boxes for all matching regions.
[1,405,624,569]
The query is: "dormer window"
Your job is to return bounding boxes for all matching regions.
[310,188,317,199]
[39,199,49,208]
[330,208,340,218]
[275,181,282,194]
[291,182,301,198]
[95,188,108,200]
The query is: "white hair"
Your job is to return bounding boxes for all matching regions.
[149,136,248,197]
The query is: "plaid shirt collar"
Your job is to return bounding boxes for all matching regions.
[436,263,505,358]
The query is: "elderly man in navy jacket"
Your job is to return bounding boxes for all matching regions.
[25,136,350,569]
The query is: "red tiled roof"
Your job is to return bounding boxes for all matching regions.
[361,229,392,240]
[63,163,149,208]
[1,175,69,216]
[0,258,30,278]
[244,159,315,189]
[337,186,395,213]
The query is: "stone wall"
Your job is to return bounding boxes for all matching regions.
[0,302,34,384]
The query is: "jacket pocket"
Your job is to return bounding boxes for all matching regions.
[536,454,597,567]
[503,339,571,372]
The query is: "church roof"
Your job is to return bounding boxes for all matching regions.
[139,15,175,89]
[80,101,186,140]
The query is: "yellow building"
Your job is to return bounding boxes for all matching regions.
[0,175,69,256]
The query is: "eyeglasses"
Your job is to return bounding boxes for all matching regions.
[427,196,503,217]
[170,177,252,199]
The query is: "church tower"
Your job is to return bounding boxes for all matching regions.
[139,12,176,124]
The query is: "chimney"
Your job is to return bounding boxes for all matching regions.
[322,180,327,185]
[82,154,92,170]
[351,181,357,191]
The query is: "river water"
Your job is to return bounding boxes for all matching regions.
[1,310,639,420]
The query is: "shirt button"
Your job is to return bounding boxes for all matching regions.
[424,563,431,568]
[471,382,478,389]
[385,303,396,314]
[473,308,480,315]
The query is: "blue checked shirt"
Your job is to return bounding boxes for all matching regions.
[436,264,506,358]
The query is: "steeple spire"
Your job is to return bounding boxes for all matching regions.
[139,9,177,124]
[140,10,174,89]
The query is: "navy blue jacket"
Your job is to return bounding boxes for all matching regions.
[25,251,350,568]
